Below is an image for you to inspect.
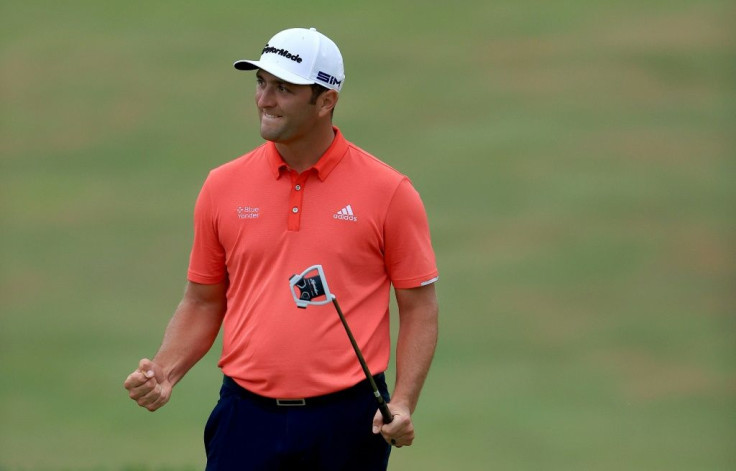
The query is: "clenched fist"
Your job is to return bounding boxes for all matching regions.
[124,358,172,411]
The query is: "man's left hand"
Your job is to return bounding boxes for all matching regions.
[372,403,415,447]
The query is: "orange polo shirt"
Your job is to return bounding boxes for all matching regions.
[188,127,438,398]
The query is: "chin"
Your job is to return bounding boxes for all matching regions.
[259,126,281,142]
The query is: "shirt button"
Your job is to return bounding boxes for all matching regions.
[295,185,302,191]
[292,207,299,213]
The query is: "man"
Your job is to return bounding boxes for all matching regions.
[124,27,439,470]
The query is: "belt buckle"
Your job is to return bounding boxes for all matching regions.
[276,398,306,406]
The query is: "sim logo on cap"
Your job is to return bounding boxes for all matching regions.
[316,71,342,87]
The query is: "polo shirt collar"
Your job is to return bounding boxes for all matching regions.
[267,126,348,181]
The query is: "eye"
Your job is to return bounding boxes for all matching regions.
[278,84,291,93]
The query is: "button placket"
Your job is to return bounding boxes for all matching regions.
[287,172,309,231]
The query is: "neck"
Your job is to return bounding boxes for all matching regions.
[275,125,336,173]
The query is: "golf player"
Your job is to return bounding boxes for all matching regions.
[124,27,439,470]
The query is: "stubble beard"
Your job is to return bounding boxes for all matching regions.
[259,113,287,143]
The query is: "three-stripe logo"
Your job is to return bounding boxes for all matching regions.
[334,204,358,222]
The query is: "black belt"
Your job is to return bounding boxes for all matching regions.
[222,374,385,407]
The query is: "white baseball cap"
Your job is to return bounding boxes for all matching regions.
[234,27,345,92]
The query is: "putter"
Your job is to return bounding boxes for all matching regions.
[289,265,393,424]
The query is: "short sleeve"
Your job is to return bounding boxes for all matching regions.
[383,178,438,289]
[187,176,227,284]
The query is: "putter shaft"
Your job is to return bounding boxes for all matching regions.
[331,297,393,424]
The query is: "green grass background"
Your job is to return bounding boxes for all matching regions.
[1,0,734,469]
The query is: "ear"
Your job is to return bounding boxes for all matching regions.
[317,89,339,118]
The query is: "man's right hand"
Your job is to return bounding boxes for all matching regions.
[124,358,172,411]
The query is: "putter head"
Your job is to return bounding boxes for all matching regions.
[288,264,335,309]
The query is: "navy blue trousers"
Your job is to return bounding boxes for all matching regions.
[204,375,391,470]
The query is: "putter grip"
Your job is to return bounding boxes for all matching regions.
[379,400,393,424]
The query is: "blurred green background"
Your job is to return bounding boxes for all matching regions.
[1,0,734,469]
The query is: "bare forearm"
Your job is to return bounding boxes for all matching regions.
[153,283,226,386]
[125,281,226,412]
[392,285,439,413]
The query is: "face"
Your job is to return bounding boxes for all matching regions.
[255,70,320,144]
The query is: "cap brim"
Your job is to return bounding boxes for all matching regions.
[233,60,314,86]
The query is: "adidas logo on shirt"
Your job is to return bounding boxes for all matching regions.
[334,204,358,222]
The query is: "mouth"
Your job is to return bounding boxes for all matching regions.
[262,111,282,120]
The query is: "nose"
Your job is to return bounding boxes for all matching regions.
[256,86,275,109]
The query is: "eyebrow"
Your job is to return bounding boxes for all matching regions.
[256,71,289,86]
